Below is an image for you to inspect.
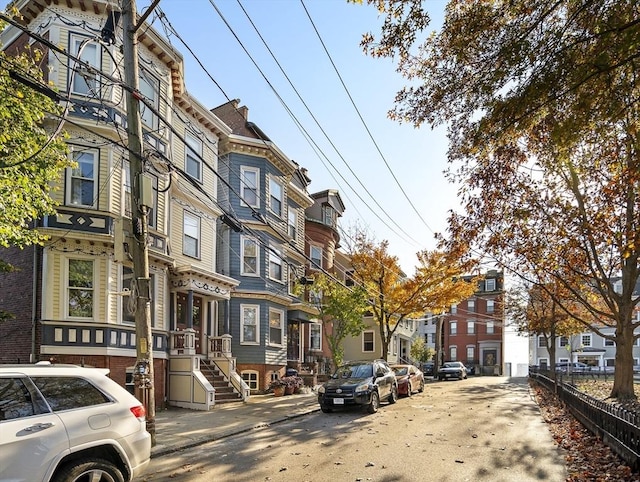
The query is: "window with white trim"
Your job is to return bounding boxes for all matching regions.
[363,331,374,352]
[466,346,475,361]
[310,323,322,351]
[605,358,615,367]
[269,309,284,345]
[241,371,259,390]
[67,258,94,319]
[450,321,457,335]
[268,245,283,282]
[241,237,259,276]
[581,334,592,347]
[240,167,259,207]
[450,346,457,361]
[538,336,547,347]
[66,148,98,208]
[467,321,475,334]
[467,300,475,313]
[486,299,495,313]
[486,321,495,334]
[288,209,297,240]
[559,336,569,347]
[310,245,322,270]
[183,211,200,258]
[139,69,159,129]
[269,178,283,217]
[485,278,496,291]
[240,305,259,344]
[604,338,615,347]
[70,34,101,96]
[451,304,457,314]
[185,132,203,182]
[322,205,336,227]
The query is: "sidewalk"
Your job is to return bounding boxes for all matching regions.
[151,391,320,457]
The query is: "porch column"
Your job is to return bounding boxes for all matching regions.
[224,299,230,335]
[187,290,194,329]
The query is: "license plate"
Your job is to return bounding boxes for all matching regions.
[333,398,344,405]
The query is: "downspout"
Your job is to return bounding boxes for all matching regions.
[30,244,38,363]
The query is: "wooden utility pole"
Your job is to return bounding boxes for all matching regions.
[122,0,155,445]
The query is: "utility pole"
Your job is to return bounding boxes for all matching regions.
[122,0,155,445]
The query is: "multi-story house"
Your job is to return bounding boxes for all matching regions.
[212,100,315,393]
[442,270,504,375]
[0,0,241,409]
[301,189,346,375]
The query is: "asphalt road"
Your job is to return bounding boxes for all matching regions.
[138,376,567,482]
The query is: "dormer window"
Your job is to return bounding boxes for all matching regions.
[322,205,336,227]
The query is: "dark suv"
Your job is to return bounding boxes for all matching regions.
[318,359,398,414]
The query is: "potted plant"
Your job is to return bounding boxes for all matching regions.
[281,376,304,395]
[269,378,287,397]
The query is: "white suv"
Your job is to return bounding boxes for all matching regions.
[0,363,151,482]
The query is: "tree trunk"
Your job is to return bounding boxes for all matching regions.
[611,310,636,400]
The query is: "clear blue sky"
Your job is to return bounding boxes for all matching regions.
[141,0,452,274]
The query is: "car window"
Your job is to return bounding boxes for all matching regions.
[393,367,408,376]
[0,377,49,421]
[335,364,373,378]
[32,377,111,411]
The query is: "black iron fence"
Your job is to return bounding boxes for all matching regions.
[530,368,640,470]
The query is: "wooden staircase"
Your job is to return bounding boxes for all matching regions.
[199,359,243,404]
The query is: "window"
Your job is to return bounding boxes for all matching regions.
[66,148,98,208]
[242,371,259,390]
[310,323,322,351]
[538,336,547,347]
[139,69,159,129]
[0,378,48,420]
[123,161,157,228]
[450,321,457,335]
[430,333,436,344]
[269,178,283,217]
[32,377,109,411]
[288,209,297,240]
[581,334,592,347]
[486,321,495,334]
[310,246,322,269]
[605,358,615,368]
[241,237,259,276]
[268,245,283,282]
[450,346,457,361]
[363,331,374,352]
[68,259,94,318]
[269,309,283,345]
[486,300,495,313]
[466,346,475,361]
[240,167,259,207]
[467,321,475,334]
[185,132,203,182]
[467,300,475,313]
[604,338,615,347]
[485,278,496,291]
[451,304,457,314]
[70,35,101,96]
[322,205,336,227]
[240,305,259,344]
[559,336,569,347]
[183,211,200,258]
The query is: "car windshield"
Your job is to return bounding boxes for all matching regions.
[335,364,373,378]
[393,367,408,376]
[443,363,457,368]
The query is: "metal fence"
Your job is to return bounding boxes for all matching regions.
[530,369,640,470]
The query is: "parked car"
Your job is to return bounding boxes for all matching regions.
[391,364,425,397]
[464,363,476,376]
[422,362,435,376]
[437,361,468,380]
[555,362,590,373]
[317,359,398,414]
[0,363,151,482]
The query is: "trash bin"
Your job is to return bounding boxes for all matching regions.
[493,365,500,376]
[285,368,298,377]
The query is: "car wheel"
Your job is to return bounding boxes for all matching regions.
[418,380,424,393]
[388,384,398,404]
[320,405,333,413]
[406,384,413,397]
[52,459,125,482]
[367,391,380,413]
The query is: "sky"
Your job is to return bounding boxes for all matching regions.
[139,0,453,274]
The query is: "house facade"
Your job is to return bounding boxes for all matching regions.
[211,100,315,393]
[442,270,504,375]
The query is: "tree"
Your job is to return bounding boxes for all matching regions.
[409,336,434,364]
[307,272,369,370]
[348,228,476,360]
[356,0,640,400]
[0,40,70,321]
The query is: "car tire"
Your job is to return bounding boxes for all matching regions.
[367,391,380,413]
[407,384,413,397]
[320,405,333,413]
[388,384,398,404]
[52,458,125,482]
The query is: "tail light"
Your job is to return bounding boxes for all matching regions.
[130,405,146,421]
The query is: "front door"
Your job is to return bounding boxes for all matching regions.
[287,322,300,361]
[176,293,203,353]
